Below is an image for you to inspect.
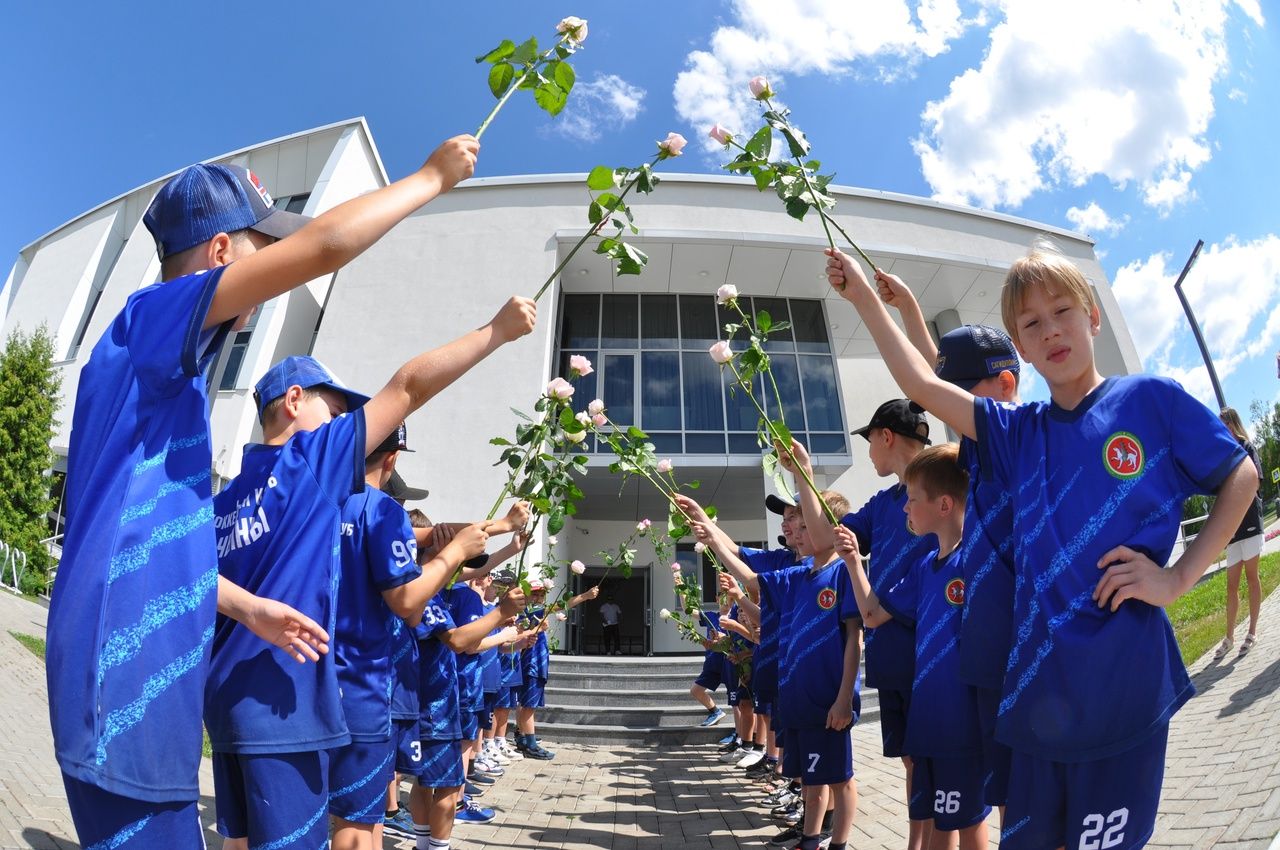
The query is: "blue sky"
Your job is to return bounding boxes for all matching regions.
[3,0,1277,432]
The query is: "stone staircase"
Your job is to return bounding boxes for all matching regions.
[534,655,879,747]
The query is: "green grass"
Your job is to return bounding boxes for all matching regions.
[8,630,46,661]
[202,728,212,759]
[1168,551,1280,664]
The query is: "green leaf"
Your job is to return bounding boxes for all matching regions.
[488,62,516,98]
[534,81,567,116]
[587,165,616,191]
[587,201,606,225]
[489,437,513,446]
[756,310,773,334]
[547,507,566,536]
[626,425,649,440]
[780,125,811,158]
[770,321,791,334]
[687,479,700,489]
[475,40,516,64]
[594,191,621,212]
[745,125,772,158]
[785,196,810,221]
[634,163,656,194]
[752,168,775,192]
[511,36,539,65]
[519,70,548,90]
[551,60,575,93]
[615,243,648,276]
[704,505,718,520]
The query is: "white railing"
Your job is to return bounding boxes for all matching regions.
[1168,513,1209,567]
[0,540,29,596]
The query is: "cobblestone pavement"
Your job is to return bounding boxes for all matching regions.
[2,534,1278,849]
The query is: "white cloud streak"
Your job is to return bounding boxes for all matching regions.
[547,74,646,143]
[1065,202,1129,236]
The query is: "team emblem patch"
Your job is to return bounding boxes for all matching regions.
[1103,431,1144,479]
[247,170,274,207]
[945,578,965,606]
[817,588,837,610]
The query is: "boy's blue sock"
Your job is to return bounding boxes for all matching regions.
[797,836,821,850]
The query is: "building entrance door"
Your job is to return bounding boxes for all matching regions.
[570,566,650,656]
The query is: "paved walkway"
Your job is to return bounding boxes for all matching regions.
[0,531,1277,849]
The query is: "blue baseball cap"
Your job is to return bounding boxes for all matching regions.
[144,163,310,260]
[253,355,370,417]
[934,325,1020,390]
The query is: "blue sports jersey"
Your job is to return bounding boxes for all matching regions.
[498,646,524,688]
[757,559,861,729]
[445,583,486,712]
[741,546,799,699]
[336,486,421,742]
[883,546,983,758]
[480,601,503,692]
[521,607,550,679]
[389,615,419,721]
[975,375,1247,761]
[841,486,937,690]
[205,410,365,754]
[48,268,232,801]
[416,595,461,741]
[955,435,1019,691]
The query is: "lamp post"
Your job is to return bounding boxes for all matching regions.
[1171,239,1227,411]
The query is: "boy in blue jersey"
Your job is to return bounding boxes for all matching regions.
[408,585,526,850]
[826,244,1258,850]
[209,283,535,849]
[46,137,481,847]
[835,398,937,850]
[689,599,732,726]
[516,581,555,759]
[840,444,992,848]
[875,269,1024,817]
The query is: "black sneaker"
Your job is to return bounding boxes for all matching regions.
[768,825,803,846]
[717,739,740,754]
[468,771,497,786]
[745,759,774,779]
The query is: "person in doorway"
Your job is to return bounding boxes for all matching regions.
[600,594,623,656]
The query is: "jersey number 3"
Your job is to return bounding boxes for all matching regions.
[1079,808,1128,850]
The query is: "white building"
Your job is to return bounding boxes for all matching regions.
[1,119,1141,654]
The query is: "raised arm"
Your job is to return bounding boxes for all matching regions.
[384,524,489,625]
[827,249,976,440]
[834,525,892,628]
[441,589,527,653]
[875,269,939,365]
[778,438,834,554]
[208,136,479,328]
[674,494,760,591]
[361,297,537,454]
[566,585,600,610]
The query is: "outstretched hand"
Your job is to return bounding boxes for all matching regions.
[422,134,480,194]
[873,269,911,310]
[825,249,870,299]
[834,525,862,567]
[492,297,537,343]
[241,596,330,664]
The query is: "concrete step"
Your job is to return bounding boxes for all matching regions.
[541,703,719,728]
[529,720,731,747]
[547,671,705,691]
[549,656,705,676]
[543,686,695,707]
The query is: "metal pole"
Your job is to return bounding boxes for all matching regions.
[1171,239,1228,410]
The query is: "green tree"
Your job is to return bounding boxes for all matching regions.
[1250,400,1280,504]
[0,325,61,593]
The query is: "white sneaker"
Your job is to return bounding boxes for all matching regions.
[486,744,512,765]
[500,739,524,760]
[734,748,764,767]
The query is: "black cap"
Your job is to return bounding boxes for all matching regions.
[384,470,429,503]
[935,325,1020,390]
[765,492,798,515]
[463,553,491,570]
[491,569,518,585]
[374,421,415,454]
[852,399,931,445]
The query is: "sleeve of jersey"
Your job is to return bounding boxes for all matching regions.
[1166,381,1249,493]
[367,495,422,591]
[125,266,230,394]
[878,561,919,627]
[835,565,861,623]
[839,503,873,554]
[299,407,367,502]
[972,396,1020,488]
[755,569,785,610]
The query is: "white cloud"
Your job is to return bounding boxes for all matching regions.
[673,0,977,154]
[1065,201,1129,236]
[1111,234,1280,406]
[914,0,1262,211]
[547,74,646,143]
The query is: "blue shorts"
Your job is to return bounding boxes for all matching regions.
[695,655,723,691]
[519,676,546,709]
[62,773,201,849]
[753,694,772,716]
[417,738,465,789]
[483,690,499,712]
[910,755,991,831]
[460,709,480,740]
[477,709,493,734]
[974,686,1011,806]
[394,718,424,776]
[496,686,519,709]
[878,687,911,758]
[213,750,329,845]
[329,739,396,824]
[1002,724,1168,850]
[780,727,854,786]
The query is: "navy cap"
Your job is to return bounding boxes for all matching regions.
[935,325,1020,390]
[852,399,931,445]
[253,355,370,417]
[385,470,429,503]
[765,492,797,515]
[375,422,415,454]
[144,163,309,260]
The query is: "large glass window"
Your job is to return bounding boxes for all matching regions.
[554,294,847,455]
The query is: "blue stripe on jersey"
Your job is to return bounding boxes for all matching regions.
[251,802,328,850]
[329,750,395,799]
[789,629,841,671]
[132,434,204,476]
[84,815,153,850]
[96,626,213,765]
[913,633,960,690]
[107,506,213,583]
[98,568,218,681]
[118,471,210,524]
